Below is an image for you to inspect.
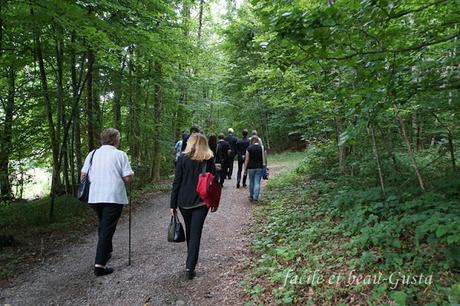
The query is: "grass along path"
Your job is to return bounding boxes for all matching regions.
[243,147,460,305]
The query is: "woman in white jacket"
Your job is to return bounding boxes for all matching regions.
[81,128,134,276]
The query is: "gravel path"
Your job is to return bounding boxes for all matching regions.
[0,163,281,306]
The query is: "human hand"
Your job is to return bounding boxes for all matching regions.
[170,208,177,215]
[210,207,218,213]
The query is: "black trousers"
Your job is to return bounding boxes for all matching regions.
[179,205,209,271]
[92,203,123,266]
[237,159,247,186]
[227,156,235,179]
[217,163,229,187]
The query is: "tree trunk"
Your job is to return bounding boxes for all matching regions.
[198,0,204,40]
[377,124,401,175]
[33,22,60,219]
[86,50,96,151]
[175,92,185,140]
[432,112,457,174]
[127,45,140,159]
[0,8,3,51]
[70,33,82,188]
[151,61,163,182]
[447,25,458,173]
[447,132,457,174]
[336,117,348,173]
[0,67,15,201]
[113,56,126,132]
[368,122,385,192]
[55,28,71,194]
[93,62,102,139]
[70,122,76,195]
[411,111,423,152]
[394,103,426,191]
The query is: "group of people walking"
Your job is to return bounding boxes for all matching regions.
[80,126,267,280]
[170,127,267,278]
[175,127,267,202]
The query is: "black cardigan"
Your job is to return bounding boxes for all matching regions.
[170,154,216,209]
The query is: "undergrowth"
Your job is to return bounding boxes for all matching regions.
[244,144,460,305]
[0,180,172,280]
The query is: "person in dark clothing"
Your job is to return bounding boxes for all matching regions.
[181,125,200,152]
[208,133,218,158]
[224,128,238,179]
[244,136,266,202]
[236,129,250,188]
[215,133,230,187]
[170,133,217,280]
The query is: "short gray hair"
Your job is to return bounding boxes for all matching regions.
[100,128,120,146]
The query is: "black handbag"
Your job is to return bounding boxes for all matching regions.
[78,150,97,202]
[262,165,269,180]
[167,214,186,243]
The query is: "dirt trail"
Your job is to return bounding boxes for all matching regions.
[0,163,283,306]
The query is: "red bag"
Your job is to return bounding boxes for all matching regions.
[196,162,222,209]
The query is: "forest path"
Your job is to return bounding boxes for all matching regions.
[0,162,284,306]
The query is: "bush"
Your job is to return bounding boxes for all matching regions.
[245,144,460,305]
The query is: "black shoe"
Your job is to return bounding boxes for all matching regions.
[186,269,196,280]
[242,184,247,187]
[94,266,114,277]
[227,177,232,180]
[236,182,240,188]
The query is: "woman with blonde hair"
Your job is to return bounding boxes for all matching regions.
[170,133,216,279]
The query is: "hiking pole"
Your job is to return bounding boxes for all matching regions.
[128,184,132,266]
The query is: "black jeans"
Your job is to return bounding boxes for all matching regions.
[179,205,209,271]
[227,156,235,179]
[237,158,247,186]
[92,203,123,266]
[217,163,229,187]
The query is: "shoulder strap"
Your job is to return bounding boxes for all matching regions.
[88,149,97,173]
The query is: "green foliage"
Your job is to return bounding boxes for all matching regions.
[221,0,460,193]
[0,251,19,280]
[245,144,460,304]
[0,196,91,231]
[0,195,93,279]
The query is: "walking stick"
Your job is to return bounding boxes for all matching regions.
[128,184,132,266]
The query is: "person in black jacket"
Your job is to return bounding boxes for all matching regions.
[208,133,218,158]
[236,129,250,188]
[181,125,200,152]
[244,136,266,202]
[215,133,230,187]
[170,133,217,280]
[224,128,238,179]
